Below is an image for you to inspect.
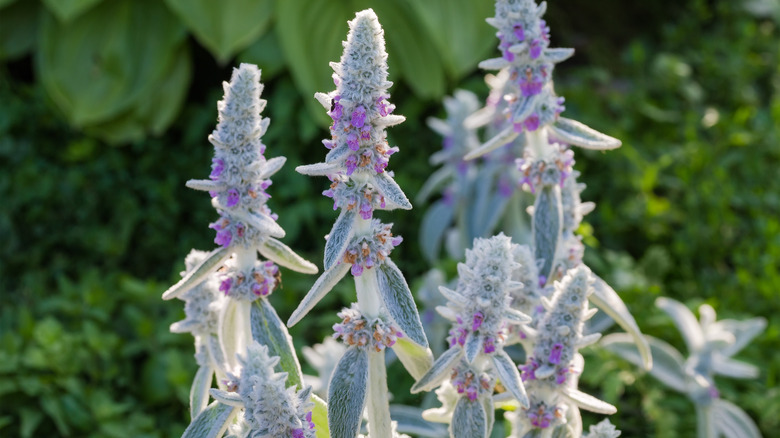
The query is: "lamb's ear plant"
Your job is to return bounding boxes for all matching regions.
[162,63,324,436]
[412,234,532,438]
[602,298,765,438]
[289,9,432,437]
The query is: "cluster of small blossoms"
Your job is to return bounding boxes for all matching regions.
[450,362,494,402]
[322,174,386,219]
[332,304,403,352]
[524,401,562,429]
[315,10,403,179]
[494,0,551,63]
[170,250,223,365]
[197,64,282,249]
[218,342,315,438]
[217,259,280,301]
[341,220,402,276]
[439,234,528,356]
[516,145,574,194]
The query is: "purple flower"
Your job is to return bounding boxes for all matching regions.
[226,188,240,207]
[391,236,403,246]
[351,263,364,277]
[306,411,315,429]
[466,386,478,401]
[524,114,540,131]
[472,312,484,331]
[219,278,233,295]
[483,337,496,354]
[292,429,305,438]
[549,343,563,364]
[215,229,232,247]
[538,275,547,288]
[360,124,371,140]
[556,367,569,384]
[530,39,542,59]
[513,23,525,41]
[347,132,359,151]
[329,96,343,120]
[345,155,358,175]
[322,139,335,150]
[513,122,524,133]
[351,105,366,128]
[540,20,550,41]
[210,158,225,180]
[520,79,543,97]
[359,201,373,220]
[377,96,394,116]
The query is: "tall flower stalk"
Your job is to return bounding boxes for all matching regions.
[288,9,431,438]
[162,63,320,436]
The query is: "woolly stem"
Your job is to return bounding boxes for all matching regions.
[366,349,393,438]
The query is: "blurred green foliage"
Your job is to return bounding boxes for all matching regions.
[1,0,779,436]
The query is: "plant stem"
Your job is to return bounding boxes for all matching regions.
[366,349,392,438]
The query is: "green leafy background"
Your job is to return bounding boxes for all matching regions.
[1,0,779,436]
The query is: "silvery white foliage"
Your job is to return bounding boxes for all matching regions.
[301,337,347,399]
[602,298,765,438]
[582,419,621,438]
[416,269,454,357]
[290,10,431,438]
[211,342,316,438]
[412,235,532,438]
[513,266,614,437]
[164,64,317,430]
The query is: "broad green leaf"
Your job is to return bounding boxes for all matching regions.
[164,0,273,63]
[369,1,445,99]
[452,397,488,438]
[238,29,286,81]
[376,260,428,348]
[311,394,330,438]
[37,0,187,135]
[275,0,351,122]
[250,298,304,389]
[42,0,103,22]
[182,401,238,438]
[533,185,562,280]
[190,365,214,419]
[409,0,496,79]
[328,347,368,438]
[0,1,40,61]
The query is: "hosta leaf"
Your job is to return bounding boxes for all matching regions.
[164,0,273,63]
[287,262,351,327]
[711,399,761,438]
[42,0,103,22]
[533,185,562,281]
[411,347,463,393]
[491,351,529,408]
[251,298,304,389]
[451,398,488,438]
[259,237,318,274]
[0,0,40,61]
[549,117,621,150]
[238,28,286,81]
[373,172,412,210]
[324,209,356,271]
[409,0,495,79]
[311,394,330,438]
[275,0,351,123]
[37,0,187,129]
[420,200,455,264]
[377,260,428,348]
[182,401,238,438]
[190,365,214,419]
[369,1,445,99]
[328,347,369,438]
[162,247,229,300]
[591,275,652,370]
